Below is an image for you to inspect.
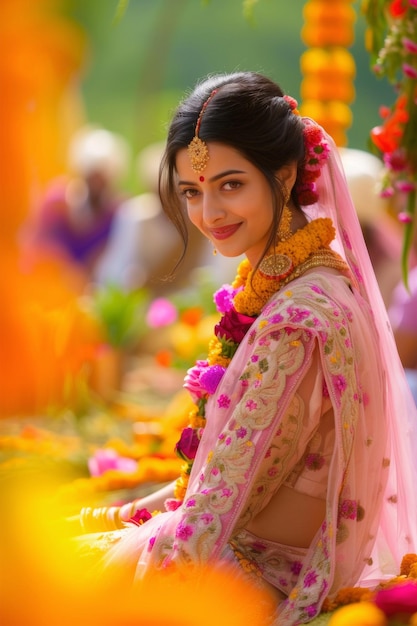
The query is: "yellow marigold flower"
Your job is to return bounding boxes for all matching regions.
[328,601,387,626]
[208,355,231,368]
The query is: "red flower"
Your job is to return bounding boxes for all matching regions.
[175,427,202,462]
[214,307,256,344]
[389,0,408,18]
[128,508,152,526]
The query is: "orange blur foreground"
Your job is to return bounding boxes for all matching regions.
[0,470,276,626]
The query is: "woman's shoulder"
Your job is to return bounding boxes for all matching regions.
[260,269,357,330]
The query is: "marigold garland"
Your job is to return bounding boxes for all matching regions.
[300,0,357,146]
[233,218,335,316]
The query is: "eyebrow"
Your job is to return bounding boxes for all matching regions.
[178,169,246,186]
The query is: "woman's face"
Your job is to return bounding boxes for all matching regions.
[176,142,275,267]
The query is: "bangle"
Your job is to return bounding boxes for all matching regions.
[79,505,125,532]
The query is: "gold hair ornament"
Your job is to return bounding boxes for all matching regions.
[188,88,218,173]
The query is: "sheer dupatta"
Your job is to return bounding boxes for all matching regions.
[311,125,417,582]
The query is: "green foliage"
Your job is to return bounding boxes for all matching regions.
[90,284,150,348]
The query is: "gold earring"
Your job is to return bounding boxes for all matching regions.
[277,184,292,242]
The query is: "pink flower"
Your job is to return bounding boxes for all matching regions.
[213,284,239,314]
[402,63,417,79]
[398,211,413,223]
[183,359,209,401]
[88,448,138,477]
[403,37,417,54]
[375,580,417,616]
[395,180,416,193]
[199,364,226,394]
[175,427,202,462]
[146,298,178,328]
[128,508,152,526]
[165,498,182,511]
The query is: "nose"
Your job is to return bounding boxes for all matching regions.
[202,192,226,225]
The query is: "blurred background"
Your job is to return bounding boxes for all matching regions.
[69,0,393,191]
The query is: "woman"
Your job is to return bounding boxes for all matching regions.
[78,72,417,624]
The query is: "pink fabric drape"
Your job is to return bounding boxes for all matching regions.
[97,126,417,625]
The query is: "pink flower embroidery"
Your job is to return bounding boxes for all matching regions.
[246,399,257,411]
[305,453,325,471]
[217,394,231,408]
[175,522,194,540]
[304,570,318,587]
[334,374,347,393]
[339,499,358,520]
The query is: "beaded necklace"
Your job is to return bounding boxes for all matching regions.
[172,217,349,503]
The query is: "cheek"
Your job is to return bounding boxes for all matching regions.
[186,203,202,228]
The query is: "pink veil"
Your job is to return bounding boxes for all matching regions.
[310,123,417,581]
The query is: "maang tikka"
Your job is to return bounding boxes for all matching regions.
[188,88,218,174]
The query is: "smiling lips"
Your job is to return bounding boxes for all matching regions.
[209,223,241,240]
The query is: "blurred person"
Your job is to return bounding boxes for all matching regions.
[23,126,130,281]
[339,147,403,307]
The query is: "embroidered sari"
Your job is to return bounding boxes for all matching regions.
[85,129,417,625]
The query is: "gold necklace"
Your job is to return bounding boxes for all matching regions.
[233,218,349,316]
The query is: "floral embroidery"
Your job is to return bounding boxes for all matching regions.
[305,452,325,471]
[339,499,358,520]
[217,394,231,408]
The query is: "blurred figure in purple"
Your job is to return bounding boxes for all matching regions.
[24,126,130,281]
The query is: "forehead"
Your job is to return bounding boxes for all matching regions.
[176,142,251,178]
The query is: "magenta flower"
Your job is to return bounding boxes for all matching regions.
[213,284,239,314]
[146,298,178,328]
[402,62,417,79]
[175,427,202,462]
[375,580,417,616]
[199,364,226,394]
[88,448,138,477]
[398,211,413,223]
[128,508,152,526]
[395,180,416,193]
[403,37,417,54]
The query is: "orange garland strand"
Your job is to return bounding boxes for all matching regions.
[300,0,357,146]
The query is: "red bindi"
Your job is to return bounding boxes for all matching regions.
[199,175,205,182]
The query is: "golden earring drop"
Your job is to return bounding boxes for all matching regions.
[212,247,217,256]
[277,185,292,242]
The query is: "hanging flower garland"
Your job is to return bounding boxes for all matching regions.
[299,0,357,147]
[362,0,417,284]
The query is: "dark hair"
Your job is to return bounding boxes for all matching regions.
[159,71,305,267]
